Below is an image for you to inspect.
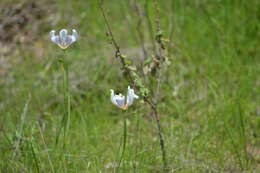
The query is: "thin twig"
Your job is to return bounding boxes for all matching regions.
[153,0,165,104]
[99,2,134,83]
[144,0,157,55]
[133,1,148,60]
[152,2,168,168]
[144,97,167,169]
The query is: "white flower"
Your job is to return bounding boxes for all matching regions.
[49,29,78,49]
[110,86,139,110]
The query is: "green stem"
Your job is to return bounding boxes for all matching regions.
[30,140,40,173]
[117,118,127,173]
[133,112,140,172]
[56,51,71,148]
[62,57,71,146]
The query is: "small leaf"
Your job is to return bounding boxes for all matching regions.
[144,58,153,66]
[127,65,137,71]
[125,59,132,65]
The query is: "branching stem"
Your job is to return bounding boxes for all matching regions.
[99,2,167,170]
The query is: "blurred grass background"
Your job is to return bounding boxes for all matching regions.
[0,0,259,172]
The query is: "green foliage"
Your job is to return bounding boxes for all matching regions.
[0,0,259,172]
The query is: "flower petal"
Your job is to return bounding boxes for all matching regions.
[59,29,68,41]
[66,35,76,46]
[50,30,56,38]
[111,90,126,108]
[110,89,117,105]
[126,86,139,106]
[72,29,78,41]
[115,95,126,108]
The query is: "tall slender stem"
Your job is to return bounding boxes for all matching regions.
[155,113,167,169]
[117,118,127,172]
[61,56,71,145]
[56,50,71,148]
[144,97,167,169]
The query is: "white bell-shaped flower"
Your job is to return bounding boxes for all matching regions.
[110,86,139,110]
[50,29,78,49]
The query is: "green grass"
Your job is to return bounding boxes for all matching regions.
[0,0,259,172]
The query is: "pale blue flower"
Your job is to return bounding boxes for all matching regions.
[110,86,139,110]
[50,29,78,49]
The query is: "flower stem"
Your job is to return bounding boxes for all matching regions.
[117,118,127,172]
[56,51,71,148]
[62,56,71,148]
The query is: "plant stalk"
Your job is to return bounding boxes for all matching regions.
[56,51,71,148]
[117,118,127,172]
[61,57,71,145]
[146,98,167,169]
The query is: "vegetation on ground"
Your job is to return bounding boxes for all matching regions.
[0,0,259,172]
